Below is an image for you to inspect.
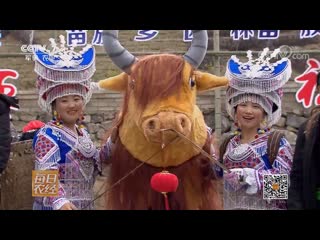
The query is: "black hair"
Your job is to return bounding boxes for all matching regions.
[51,100,56,115]
[19,130,38,141]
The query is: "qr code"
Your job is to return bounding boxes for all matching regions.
[263,174,288,200]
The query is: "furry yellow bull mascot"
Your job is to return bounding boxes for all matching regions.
[96,30,229,210]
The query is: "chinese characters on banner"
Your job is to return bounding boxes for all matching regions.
[134,30,159,41]
[65,30,192,45]
[300,30,320,39]
[230,30,280,40]
[32,170,59,197]
[295,58,320,108]
[64,30,320,46]
[0,69,19,96]
[65,30,104,46]
[66,30,88,46]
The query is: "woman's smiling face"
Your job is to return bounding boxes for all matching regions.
[54,95,84,127]
[235,101,265,130]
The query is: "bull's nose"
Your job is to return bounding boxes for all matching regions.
[148,119,156,130]
[142,112,192,144]
[157,112,192,135]
[175,114,189,132]
[143,117,160,131]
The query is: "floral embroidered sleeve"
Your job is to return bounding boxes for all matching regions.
[206,126,224,178]
[82,128,102,175]
[99,136,113,164]
[210,141,224,178]
[33,131,70,210]
[243,137,293,193]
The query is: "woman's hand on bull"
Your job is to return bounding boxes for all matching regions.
[224,168,247,191]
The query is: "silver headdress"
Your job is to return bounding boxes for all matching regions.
[33,35,96,113]
[225,48,291,126]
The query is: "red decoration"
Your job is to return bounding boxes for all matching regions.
[0,69,19,97]
[295,58,320,108]
[150,171,179,210]
[23,120,45,133]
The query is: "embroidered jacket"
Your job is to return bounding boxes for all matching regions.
[32,121,109,210]
[215,131,293,210]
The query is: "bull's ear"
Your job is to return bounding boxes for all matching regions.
[98,72,128,92]
[194,71,229,91]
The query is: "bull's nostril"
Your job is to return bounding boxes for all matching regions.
[181,118,185,128]
[148,120,156,130]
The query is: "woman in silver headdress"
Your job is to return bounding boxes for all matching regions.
[215,48,293,210]
[31,36,112,210]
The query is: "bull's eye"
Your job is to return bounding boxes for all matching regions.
[189,78,195,88]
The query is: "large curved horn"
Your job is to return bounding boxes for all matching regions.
[103,30,137,73]
[183,30,208,68]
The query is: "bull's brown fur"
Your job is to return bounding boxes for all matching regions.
[99,52,228,210]
[106,133,222,210]
[130,54,186,110]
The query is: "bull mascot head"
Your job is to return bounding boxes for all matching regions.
[97,30,228,210]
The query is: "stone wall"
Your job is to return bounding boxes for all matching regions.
[11,80,311,150]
